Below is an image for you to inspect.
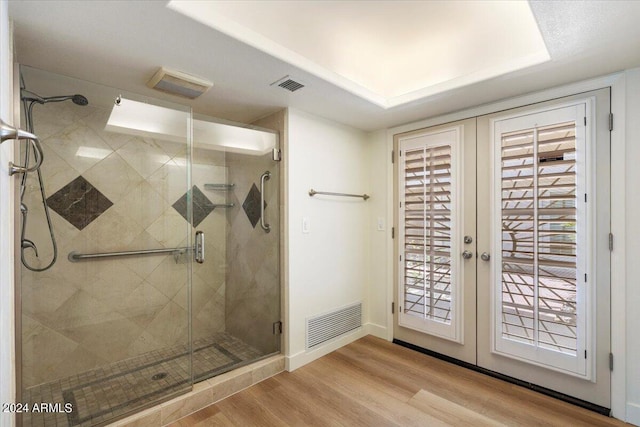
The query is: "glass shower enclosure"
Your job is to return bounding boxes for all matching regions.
[17,66,280,426]
[190,116,281,382]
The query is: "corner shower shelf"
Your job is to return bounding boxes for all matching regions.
[204,183,235,191]
[204,184,235,209]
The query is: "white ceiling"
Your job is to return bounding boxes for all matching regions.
[167,1,549,108]
[8,1,640,131]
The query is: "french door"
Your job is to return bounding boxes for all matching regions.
[394,89,611,407]
[394,118,477,365]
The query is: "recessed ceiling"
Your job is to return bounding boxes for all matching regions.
[167,0,550,108]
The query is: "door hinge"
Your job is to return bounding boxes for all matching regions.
[392,227,395,239]
[609,232,614,251]
[272,148,282,162]
[391,302,395,314]
[584,350,587,359]
[609,113,614,131]
[584,116,587,126]
[399,255,402,262]
[391,150,395,164]
[585,273,587,282]
[584,193,587,203]
[609,353,614,371]
[273,321,282,335]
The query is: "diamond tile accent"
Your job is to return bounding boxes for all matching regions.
[47,176,113,230]
[242,183,267,228]
[172,185,213,227]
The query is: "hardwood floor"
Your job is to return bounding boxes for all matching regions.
[169,336,627,426]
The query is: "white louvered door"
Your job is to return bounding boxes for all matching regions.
[477,90,611,408]
[394,118,477,364]
[394,90,610,408]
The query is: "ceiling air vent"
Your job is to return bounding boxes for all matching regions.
[147,67,213,99]
[271,75,305,92]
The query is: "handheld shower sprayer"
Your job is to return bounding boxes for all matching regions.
[18,83,89,271]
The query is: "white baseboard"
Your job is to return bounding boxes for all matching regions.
[627,402,640,426]
[364,322,388,340]
[285,327,367,372]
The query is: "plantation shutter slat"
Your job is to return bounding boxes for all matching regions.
[402,144,453,324]
[499,120,579,356]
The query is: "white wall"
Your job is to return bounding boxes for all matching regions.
[286,108,370,370]
[367,129,390,338]
[624,68,640,425]
[0,1,16,425]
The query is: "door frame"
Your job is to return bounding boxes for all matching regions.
[384,72,627,420]
[0,4,18,424]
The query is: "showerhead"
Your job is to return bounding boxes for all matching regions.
[71,94,88,106]
[40,94,89,106]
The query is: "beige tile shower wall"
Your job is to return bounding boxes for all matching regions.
[223,111,284,355]
[224,153,279,355]
[19,102,224,388]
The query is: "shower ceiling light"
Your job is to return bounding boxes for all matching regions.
[105,97,276,155]
[147,67,213,99]
[193,118,276,155]
[105,97,187,143]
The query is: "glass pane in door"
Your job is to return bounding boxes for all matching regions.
[18,66,192,426]
[190,115,281,382]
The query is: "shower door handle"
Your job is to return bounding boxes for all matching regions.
[0,119,44,176]
[194,231,205,264]
[260,171,271,233]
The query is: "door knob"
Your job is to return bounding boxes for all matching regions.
[480,252,491,261]
[462,250,473,259]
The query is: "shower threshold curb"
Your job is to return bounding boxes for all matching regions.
[108,354,285,427]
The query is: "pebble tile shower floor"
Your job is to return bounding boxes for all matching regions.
[21,333,261,427]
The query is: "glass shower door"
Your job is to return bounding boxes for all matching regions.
[19,66,193,426]
[190,117,281,382]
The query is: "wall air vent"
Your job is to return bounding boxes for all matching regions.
[306,302,362,350]
[271,75,305,92]
[147,67,213,99]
